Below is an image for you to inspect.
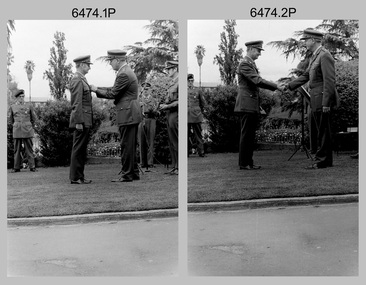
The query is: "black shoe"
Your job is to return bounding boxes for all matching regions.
[30,168,38,172]
[111,177,133,182]
[11,169,20,173]
[71,179,92,184]
[165,168,177,174]
[304,163,325,170]
[240,165,261,170]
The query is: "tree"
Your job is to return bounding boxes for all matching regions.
[124,20,179,83]
[24,60,35,102]
[194,45,205,87]
[268,20,359,65]
[213,20,243,85]
[7,20,15,48]
[43,31,73,99]
[316,20,359,60]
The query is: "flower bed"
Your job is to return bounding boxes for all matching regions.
[256,128,302,145]
[88,142,121,157]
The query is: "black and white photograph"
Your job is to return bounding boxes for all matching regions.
[6,19,179,276]
[3,0,363,281]
[187,19,359,276]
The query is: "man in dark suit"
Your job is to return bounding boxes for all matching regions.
[91,50,142,182]
[234,41,279,170]
[282,29,339,169]
[187,73,206,157]
[8,89,38,173]
[160,61,178,175]
[69,55,93,184]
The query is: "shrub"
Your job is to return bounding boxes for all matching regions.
[34,98,105,167]
[7,120,14,169]
[203,85,241,152]
[333,59,359,132]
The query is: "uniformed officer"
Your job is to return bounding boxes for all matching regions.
[160,60,178,175]
[69,55,93,184]
[8,89,38,173]
[281,29,339,169]
[234,40,279,170]
[90,50,142,182]
[138,82,159,169]
[187,73,206,157]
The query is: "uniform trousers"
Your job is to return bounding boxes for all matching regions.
[239,112,258,167]
[166,110,178,169]
[139,118,156,167]
[188,122,204,155]
[119,123,140,180]
[311,111,333,167]
[13,138,35,170]
[69,128,90,181]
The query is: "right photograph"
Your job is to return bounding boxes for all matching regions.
[187,19,359,276]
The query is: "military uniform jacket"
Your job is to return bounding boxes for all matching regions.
[165,76,178,113]
[96,64,142,126]
[9,102,37,138]
[69,72,93,128]
[288,47,339,111]
[234,56,277,114]
[188,87,206,123]
[140,90,159,118]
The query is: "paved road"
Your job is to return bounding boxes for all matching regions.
[7,203,358,277]
[8,217,178,276]
[188,203,358,276]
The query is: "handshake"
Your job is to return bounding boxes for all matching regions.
[277,82,289,92]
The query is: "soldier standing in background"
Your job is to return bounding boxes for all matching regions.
[187,73,206,157]
[138,82,159,170]
[8,89,38,173]
[160,61,179,175]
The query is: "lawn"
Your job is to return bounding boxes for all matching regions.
[8,150,358,218]
[188,149,358,202]
[7,160,178,218]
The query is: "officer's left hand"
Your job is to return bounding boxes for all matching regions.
[323,106,330,113]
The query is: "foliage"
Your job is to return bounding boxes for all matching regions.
[203,84,241,152]
[316,20,359,60]
[34,98,105,167]
[124,20,178,83]
[7,120,14,169]
[24,60,35,81]
[43,31,73,100]
[213,20,244,85]
[7,20,15,48]
[34,99,73,166]
[194,45,206,66]
[333,59,359,132]
[268,20,359,63]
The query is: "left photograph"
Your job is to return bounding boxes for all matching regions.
[7,20,179,276]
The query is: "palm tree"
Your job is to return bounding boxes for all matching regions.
[7,20,15,49]
[24,60,35,102]
[194,45,206,87]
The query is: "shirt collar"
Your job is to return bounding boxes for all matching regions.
[116,62,127,74]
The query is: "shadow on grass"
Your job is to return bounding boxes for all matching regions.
[188,149,358,203]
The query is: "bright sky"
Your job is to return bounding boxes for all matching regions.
[187,20,323,84]
[9,20,152,100]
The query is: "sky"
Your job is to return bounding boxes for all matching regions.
[187,20,323,85]
[8,20,152,100]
